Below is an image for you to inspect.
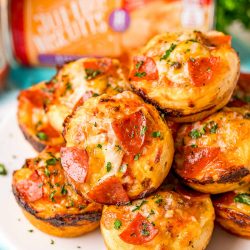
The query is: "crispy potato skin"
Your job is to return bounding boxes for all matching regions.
[213,185,250,238]
[101,186,214,250]
[17,82,64,152]
[130,30,240,122]
[47,58,129,133]
[63,91,174,203]
[12,146,102,237]
[174,106,250,194]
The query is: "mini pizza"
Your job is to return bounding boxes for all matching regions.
[46,58,129,133]
[101,184,214,250]
[12,146,102,237]
[129,30,240,122]
[213,185,250,238]
[174,106,250,194]
[17,82,64,152]
[62,91,174,205]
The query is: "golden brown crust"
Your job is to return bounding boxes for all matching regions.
[213,185,250,238]
[100,185,215,250]
[62,91,174,204]
[12,146,102,237]
[174,106,250,194]
[130,30,240,122]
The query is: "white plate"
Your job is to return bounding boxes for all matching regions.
[0,108,249,250]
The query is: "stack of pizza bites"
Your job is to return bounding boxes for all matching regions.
[13,30,250,248]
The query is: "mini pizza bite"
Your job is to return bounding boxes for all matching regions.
[100,184,214,250]
[129,30,240,122]
[174,106,250,194]
[17,82,64,152]
[213,185,250,238]
[12,146,102,237]
[62,91,174,205]
[46,58,129,133]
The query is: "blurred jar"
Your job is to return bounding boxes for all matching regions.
[0,0,214,68]
[216,0,250,73]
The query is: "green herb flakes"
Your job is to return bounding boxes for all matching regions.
[132,200,147,212]
[106,162,112,172]
[36,132,48,141]
[160,43,177,61]
[134,72,146,78]
[234,193,250,206]
[0,163,7,176]
[114,219,122,230]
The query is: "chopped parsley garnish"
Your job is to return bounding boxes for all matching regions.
[190,57,196,62]
[151,131,161,138]
[115,145,122,151]
[85,68,101,80]
[36,132,48,141]
[187,39,198,43]
[147,209,155,218]
[132,200,147,212]
[50,239,55,245]
[92,93,99,97]
[141,222,150,236]
[65,82,72,91]
[234,193,250,205]
[49,190,56,202]
[189,127,206,139]
[78,205,87,210]
[134,154,141,161]
[154,194,163,205]
[140,126,147,136]
[97,144,102,149]
[244,96,250,103]
[114,219,122,229]
[61,184,68,195]
[134,72,146,78]
[170,61,181,69]
[46,158,57,166]
[160,43,177,61]
[210,122,218,133]
[191,144,198,148]
[38,183,43,188]
[119,163,128,173]
[44,167,50,177]
[106,162,112,172]
[243,113,250,119]
[136,61,144,69]
[28,229,34,233]
[0,163,7,176]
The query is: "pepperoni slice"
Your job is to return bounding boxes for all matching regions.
[181,146,221,178]
[130,56,159,81]
[16,171,43,202]
[60,147,89,183]
[21,88,51,108]
[87,176,129,205]
[119,213,158,245]
[188,57,220,87]
[112,111,146,155]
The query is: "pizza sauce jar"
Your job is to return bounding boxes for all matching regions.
[1,0,214,66]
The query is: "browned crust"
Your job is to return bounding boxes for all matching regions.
[12,184,102,227]
[18,122,46,152]
[130,84,217,118]
[178,166,250,185]
[214,206,250,228]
